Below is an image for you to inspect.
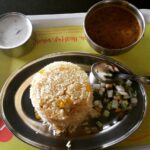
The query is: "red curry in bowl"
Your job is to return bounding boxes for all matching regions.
[85,5,141,49]
[84,0,145,55]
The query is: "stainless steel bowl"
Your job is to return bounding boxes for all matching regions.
[84,0,145,55]
[0,12,35,57]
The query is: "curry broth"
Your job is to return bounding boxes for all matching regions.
[86,5,141,49]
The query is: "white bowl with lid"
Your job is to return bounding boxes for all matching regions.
[0,12,34,57]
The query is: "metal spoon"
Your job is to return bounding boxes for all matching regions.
[89,62,150,84]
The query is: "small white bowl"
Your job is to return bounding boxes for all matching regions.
[0,12,34,57]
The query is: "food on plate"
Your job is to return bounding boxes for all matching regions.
[30,61,138,136]
[92,63,138,128]
[94,62,119,81]
[30,61,95,135]
[92,79,138,116]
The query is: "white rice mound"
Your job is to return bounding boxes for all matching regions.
[30,61,93,135]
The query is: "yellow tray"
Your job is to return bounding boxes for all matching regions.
[0,13,150,150]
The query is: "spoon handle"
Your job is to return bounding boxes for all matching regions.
[116,74,150,84]
[137,76,150,84]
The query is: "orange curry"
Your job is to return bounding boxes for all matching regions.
[86,5,141,49]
